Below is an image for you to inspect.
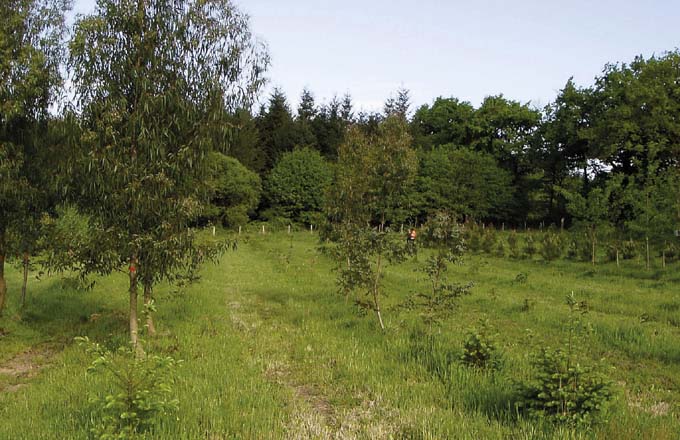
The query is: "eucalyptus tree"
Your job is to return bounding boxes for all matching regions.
[325,116,417,329]
[403,212,471,326]
[0,0,69,315]
[69,0,267,346]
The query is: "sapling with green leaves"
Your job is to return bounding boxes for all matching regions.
[403,212,472,326]
[325,116,417,329]
[68,0,267,347]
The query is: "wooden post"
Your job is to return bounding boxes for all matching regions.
[212,226,216,236]
[502,223,505,232]
[262,225,265,235]
[560,218,565,232]
[288,225,291,234]
[238,226,242,235]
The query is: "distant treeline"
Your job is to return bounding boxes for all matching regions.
[222,51,679,245]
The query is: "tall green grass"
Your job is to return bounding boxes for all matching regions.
[0,228,678,438]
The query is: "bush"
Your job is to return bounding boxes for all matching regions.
[514,294,613,426]
[494,239,506,258]
[76,337,181,439]
[539,231,563,261]
[566,239,578,260]
[465,226,482,252]
[507,232,521,259]
[460,319,500,371]
[480,229,496,254]
[523,234,537,259]
[514,347,612,426]
[621,239,639,260]
[664,241,678,262]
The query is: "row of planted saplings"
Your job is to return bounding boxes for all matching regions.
[462,225,679,267]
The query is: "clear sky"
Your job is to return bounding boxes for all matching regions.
[70,0,679,112]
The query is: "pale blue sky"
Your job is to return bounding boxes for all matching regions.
[70,0,679,112]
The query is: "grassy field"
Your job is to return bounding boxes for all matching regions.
[0,228,679,439]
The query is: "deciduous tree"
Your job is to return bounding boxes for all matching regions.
[69,0,267,346]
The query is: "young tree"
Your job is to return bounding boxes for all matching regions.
[68,0,267,346]
[403,212,471,326]
[325,116,417,329]
[0,0,69,315]
[561,180,617,265]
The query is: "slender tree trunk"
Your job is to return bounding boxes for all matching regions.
[143,283,156,336]
[591,228,596,266]
[20,251,29,308]
[373,252,385,330]
[345,256,351,303]
[129,256,141,352]
[0,228,7,316]
[645,236,650,270]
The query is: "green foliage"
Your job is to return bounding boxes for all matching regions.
[257,89,298,171]
[506,231,521,259]
[465,226,482,253]
[0,0,70,314]
[460,319,500,371]
[206,153,261,227]
[325,116,418,328]
[540,231,563,261]
[523,235,537,259]
[515,348,612,426]
[494,239,506,258]
[480,228,496,254]
[67,0,267,342]
[264,147,332,224]
[416,147,513,221]
[621,239,639,260]
[514,294,613,426]
[403,212,472,324]
[514,272,528,284]
[76,336,180,439]
[333,225,408,325]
